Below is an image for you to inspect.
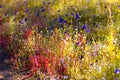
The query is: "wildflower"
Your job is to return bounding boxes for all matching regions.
[76,42,81,46]
[24,29,32,39]
[113,39,117,44]
[43,1,46,5]
[114,68,120,74]
[24,18,28,22]
[65,14,68,16]
[48,1,50,5]
[96,24,98,27]
[44,58,49,70]
[0,6,2,8]
[118,5,120,9]
[98,27,100,30]
[75,13,79,20]
[63,76,69,79]
[14,12,17,15]
[19,20,23,24]
[41,7,45,12]
[74,28,78,31]
[48,27,53,32]
[36,12,40,16]
[86,29,90,33]
[63,20,67,23]
[102,77,105,80]
[83,24,87,29]
[58,16,64,23]
[104,6,107,8]
[33,55,39,67]
[58,10,60,12]
[64,31,68,34]
[26,9,30,13]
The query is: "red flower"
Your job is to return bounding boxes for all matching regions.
[44,58,49,70]
[24,29,32,39]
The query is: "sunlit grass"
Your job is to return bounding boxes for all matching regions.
[1,0,120,80]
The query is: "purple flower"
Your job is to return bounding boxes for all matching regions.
[41,7,45,12]
[48,1,50,5]
[65,14,68,16]
[19,20,22,23]
[43,1,46,5]
[75,13,79,20]
[83,24,87,29]
[0,6,2,8]
[98,27,100,30]
[76,42,81,46]
[58,10,60,12]
[19,20,23,24]
[118,5,120,9]
[14,12,17,15]
[114,68,120,74]
[64,31,68,34]
[96,24,98,27]
[26,9,30,13]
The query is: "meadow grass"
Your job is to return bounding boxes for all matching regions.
[1,0,120,80]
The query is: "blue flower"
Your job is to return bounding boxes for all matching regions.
[75,13,79,20]
[114,68,120,74]
[58,16,64,23]
[24,18,28,21]
[63,20,67,23]
[36,12,40,16]
[86,30,90,33]
[83,24,87,29]
[48,27,53,32]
